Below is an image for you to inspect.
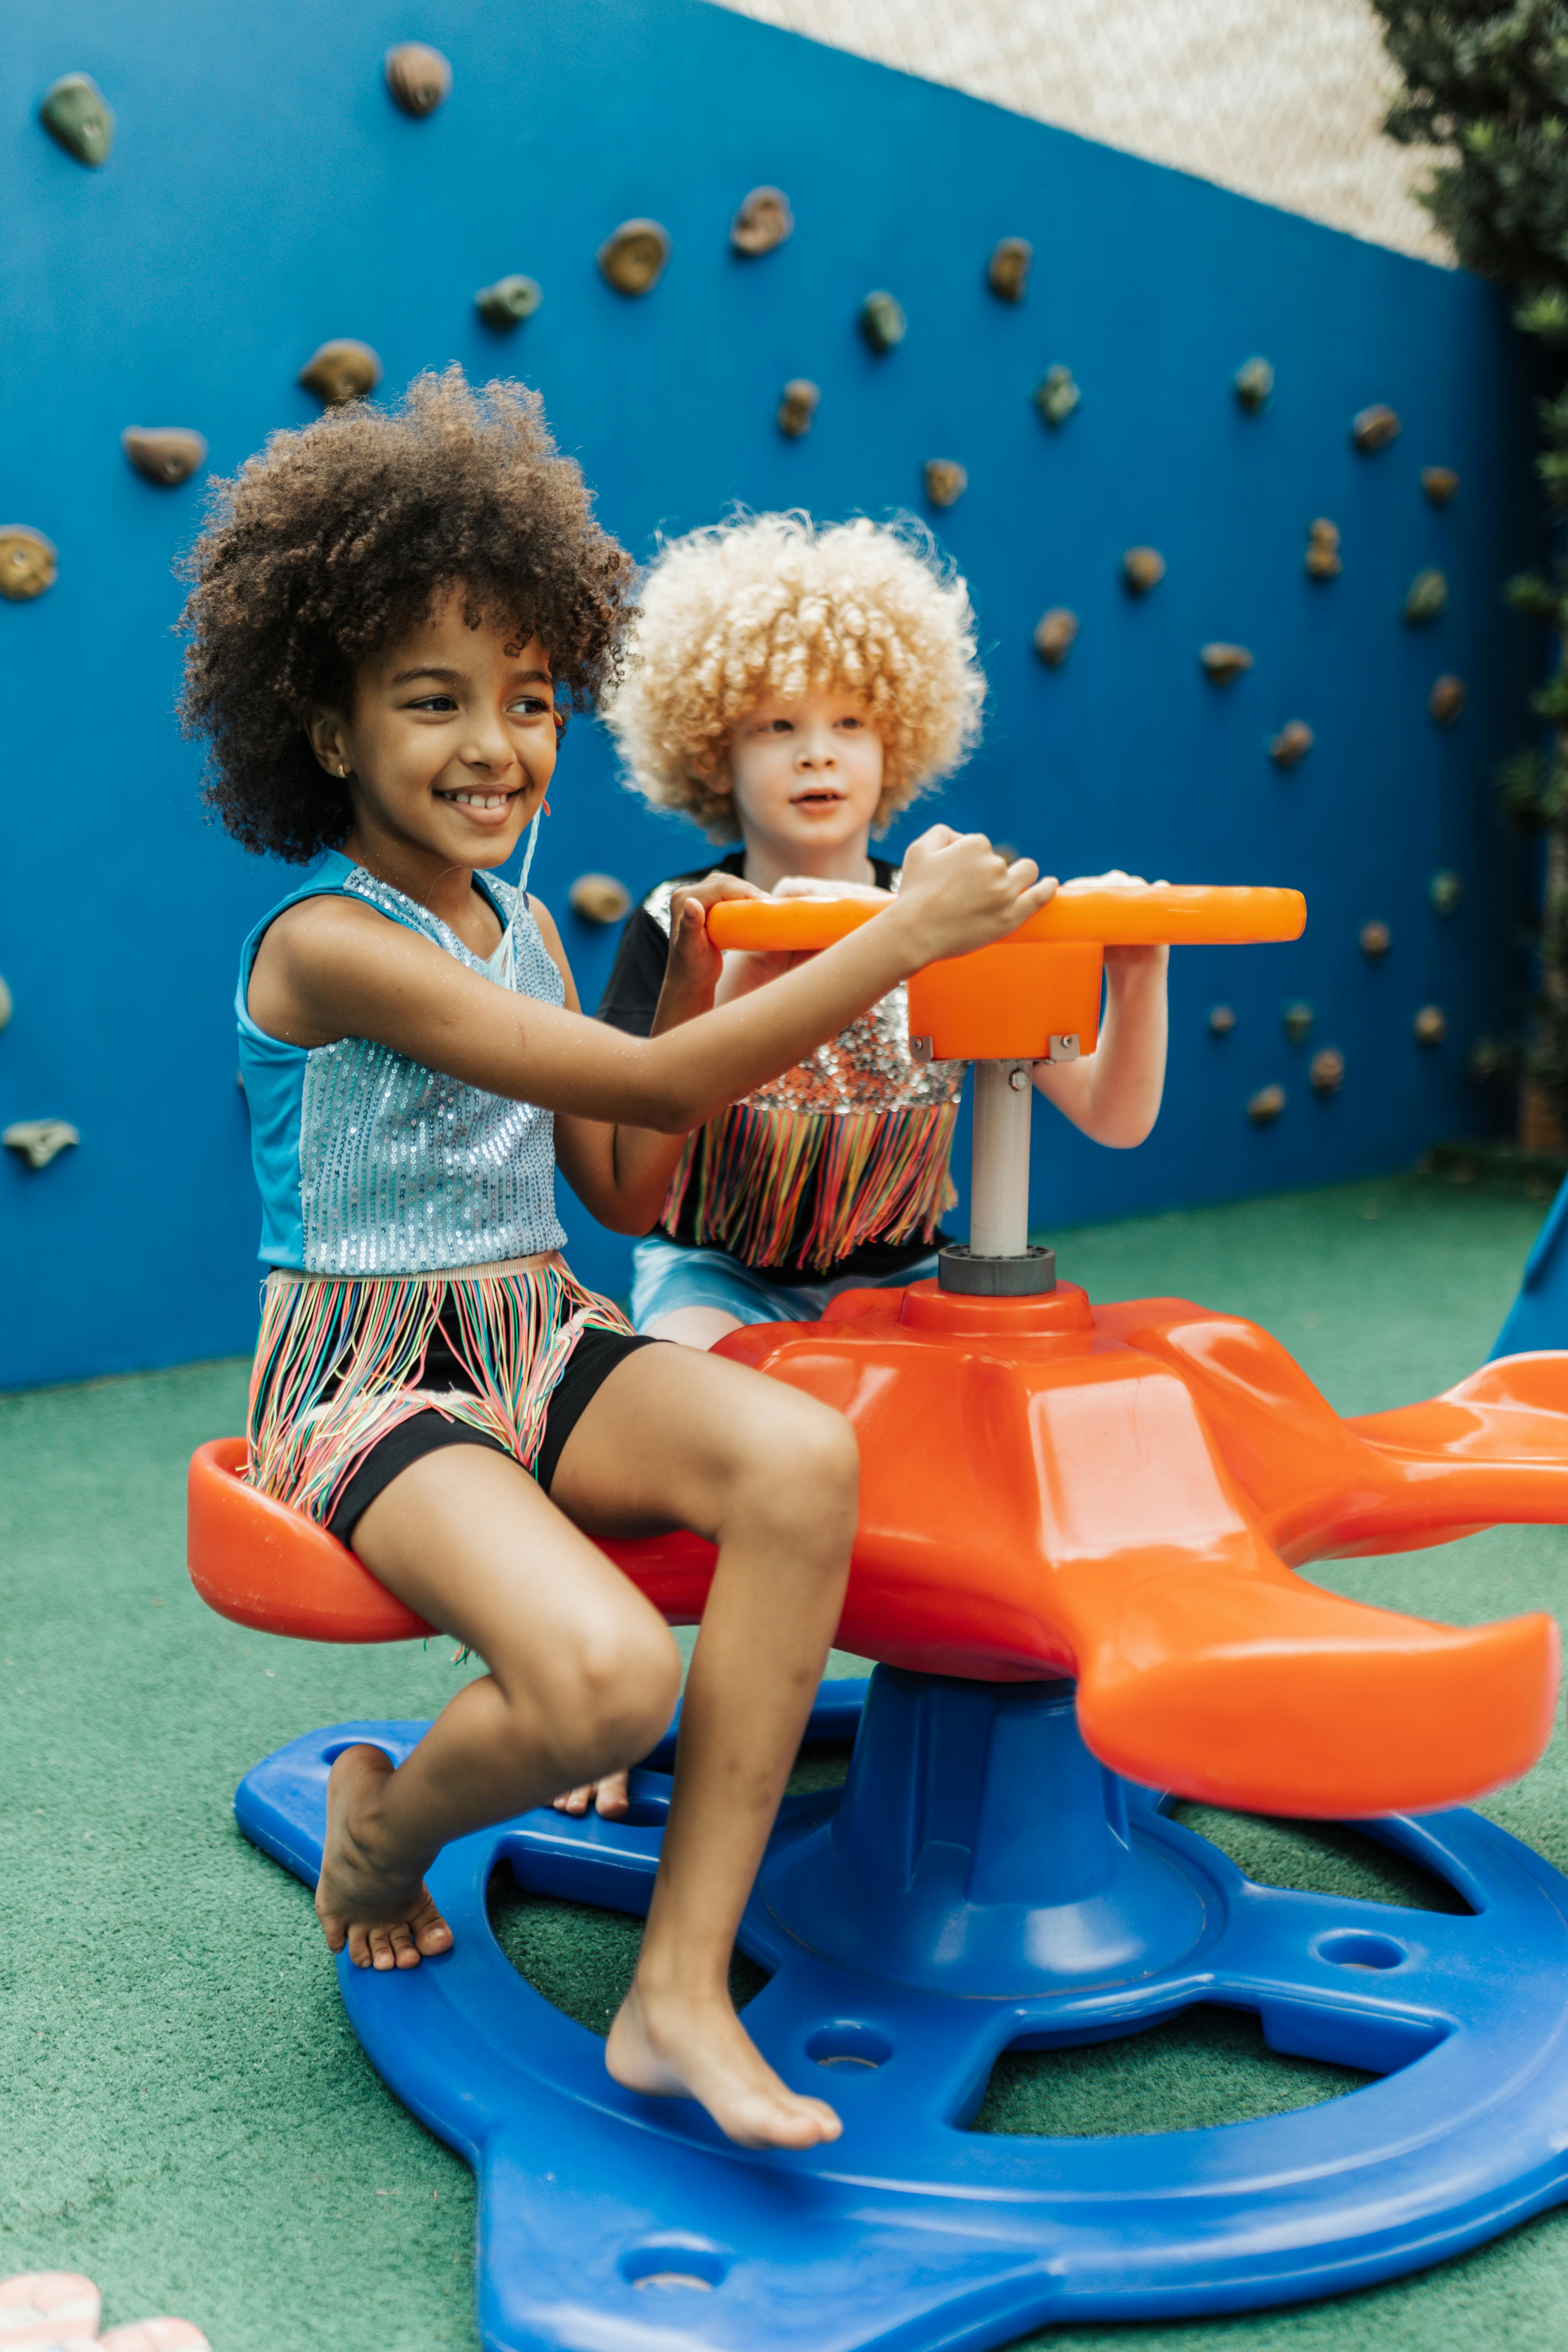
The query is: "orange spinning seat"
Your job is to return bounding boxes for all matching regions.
[189,883,1568,1820]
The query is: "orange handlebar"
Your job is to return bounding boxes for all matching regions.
[706,884,1305,954]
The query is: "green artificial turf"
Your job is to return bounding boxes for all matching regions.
[4,1166,1568,2349]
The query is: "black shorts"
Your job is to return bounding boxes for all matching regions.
[324,1325,660,1545]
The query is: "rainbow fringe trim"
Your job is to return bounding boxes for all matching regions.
[246,1260,631,1526]
[663,1101,958,1273]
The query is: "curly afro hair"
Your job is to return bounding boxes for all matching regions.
[178,366,636,862]
[600,510,985,841]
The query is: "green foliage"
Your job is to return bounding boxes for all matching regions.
[1374,0,1568,1121]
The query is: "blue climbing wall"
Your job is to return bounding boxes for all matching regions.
[0,0,1543,1387]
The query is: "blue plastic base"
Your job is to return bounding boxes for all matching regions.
[236,1670,1568,2351]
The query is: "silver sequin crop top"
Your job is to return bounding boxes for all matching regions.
[236,852,567,1275]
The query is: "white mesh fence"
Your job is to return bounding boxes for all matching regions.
[707,0,1449,265]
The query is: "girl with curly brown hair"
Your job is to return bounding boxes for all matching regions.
[180,370,1055,2152]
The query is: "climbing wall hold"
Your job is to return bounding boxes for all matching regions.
[40,74,114,167]
[987,237,1032,303]
[474,276,542,329]
[0,975,11,1031]
[385,43,451,116]
[598,221,671,296]
[1414,1005,1448,1046]
[1310,1047,1345,1095]
[1431,869,1463,916]
[1208,1004,1237,1036]
[1033,366,1079,427]
[1429,674,1466,724]
[859,291,906,352]
[1033,608,1078,667]
[1422,466,1460,505]
[924,460,967,508]
[569,873,632,925]
[1360,919,1392,960]
[121,428,208,486]
[730,187,793,255]
[1305,518,1342,580]
[1283,1002,1314,1046]
[1352,403,1401,453]
[298,341,382,406]
[1122,546,1165,595]
[1200,643,1254,685]
[0,528,57,602]
[1248,1083,1286,1124]
[1269,720,1314,769]
[3,1119,79,1170]
[776,379,820,438]
[1233,357,1273,412]
[1404,568,1449,625]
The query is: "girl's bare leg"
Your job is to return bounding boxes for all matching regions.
[316,1447,682,1971]
[552,1300,743,1818]
[549,1344,858,2151]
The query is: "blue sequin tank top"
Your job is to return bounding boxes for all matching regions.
[236,851,567,1274]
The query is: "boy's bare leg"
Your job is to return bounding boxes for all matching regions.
[317,1447,682,1972]
[549,1343,858,2151]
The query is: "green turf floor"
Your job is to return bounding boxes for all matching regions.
[4,1167,1568,2349]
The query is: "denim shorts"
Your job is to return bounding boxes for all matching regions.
[628,1233,939,1331]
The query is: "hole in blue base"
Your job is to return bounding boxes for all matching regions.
[968,2003,1377,2137]
[807,2022,893,2070]
[1316,1928,1407,1971]
[1167,1804,1473,1914]
[488,1862,769,2032]
[622,2242,729,2291]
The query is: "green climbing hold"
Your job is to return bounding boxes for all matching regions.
[40,73,114,167]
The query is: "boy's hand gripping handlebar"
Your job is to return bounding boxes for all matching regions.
[707,882,1307,1294]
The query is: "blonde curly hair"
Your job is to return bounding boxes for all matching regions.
[602,511,985,840]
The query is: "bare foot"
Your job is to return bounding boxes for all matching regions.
[315,1745,453,1972]
[552,1769,631,1820]
[606,1977,842,2150]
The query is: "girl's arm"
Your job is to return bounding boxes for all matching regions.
[250,827,1058,1143]
[1032,873,1169,1148]
[540,876,767,1235]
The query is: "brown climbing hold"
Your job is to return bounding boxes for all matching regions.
[1309,1047,1345,1096]
[1305,518,1341,580]
[776,380,820,439]
[40,74,113,167]
[1122,546,1165,595]
[730,187,793,256]
[475,276,542,329]
[569,873,632,925]
[1430,869,1463,917]
[385,43,451,116]
[3,1119,79,1170]
[1233,356,1273,412]
[1283,1001,1314,1046]
[987,237,1032,303]
[1414,1005,1447,1047]
[598,220,671,297]
[1248,1084,1286,1125]
[1208,1004,1237,1037]
[776,380,820,438]
[923,460,967,509]
[1429,675,1466,725]
[1403,568,1448,626]
[299,341,382,406]
[0,527,57,602]
[1033,608,1079,668]
[1422,466,1459,505]
[1034,366,1079,427]
[1269,721,1314,769]
[859,291,906,353]
[121,428,208,487]
[1359,920,1391,961]
[1200,643,1253,685]
[1352,403,1401,453]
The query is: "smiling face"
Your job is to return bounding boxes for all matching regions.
[306,586,559,882]
[722,689,885,878]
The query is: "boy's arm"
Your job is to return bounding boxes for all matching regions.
[1032,872,1169,1147]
